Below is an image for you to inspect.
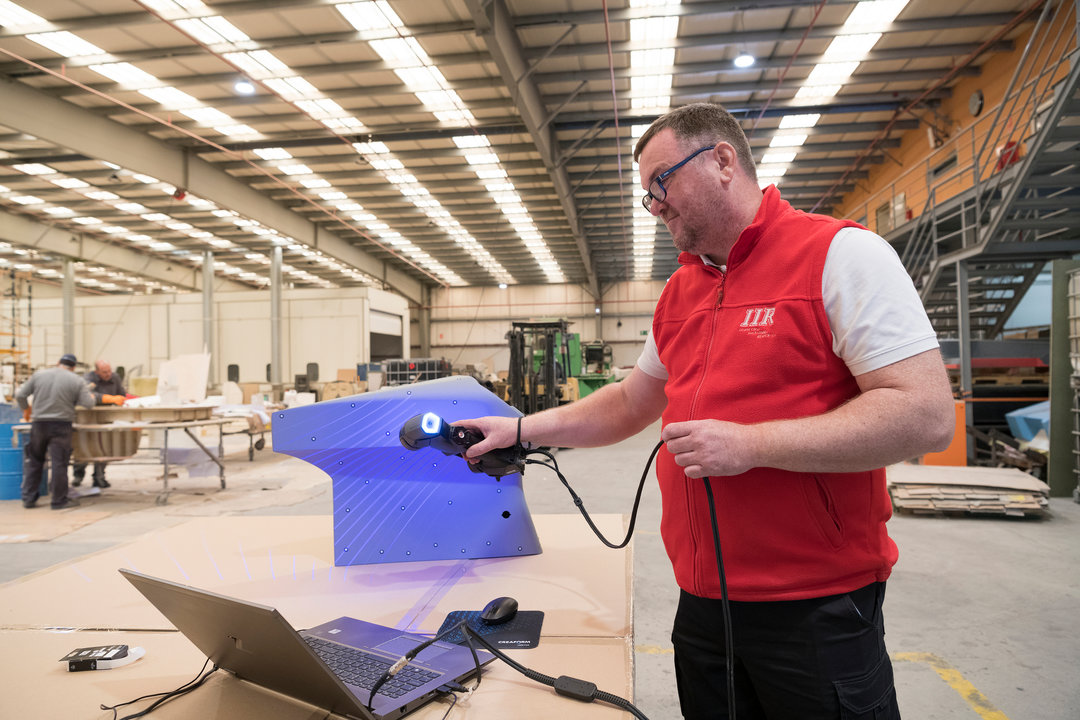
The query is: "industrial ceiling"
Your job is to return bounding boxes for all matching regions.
[0,0,1039,302]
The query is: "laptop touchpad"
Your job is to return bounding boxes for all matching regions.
[376,635,450,663]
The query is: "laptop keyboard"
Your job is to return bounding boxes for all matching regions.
[304,636,441,699]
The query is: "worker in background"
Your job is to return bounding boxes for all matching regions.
[458,103,955,719]
[72,359,126,489]
[15,353,96,510]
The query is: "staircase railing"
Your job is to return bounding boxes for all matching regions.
[902,0,1078,303]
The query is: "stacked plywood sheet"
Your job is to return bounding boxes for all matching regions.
[886,464,1050,518]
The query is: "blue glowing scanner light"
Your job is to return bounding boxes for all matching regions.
[270,375,539,565]
[421,412,442,434]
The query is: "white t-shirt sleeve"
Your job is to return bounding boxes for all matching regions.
[636,329,668,379]
[636,228,938,380]
[824,227,939,376]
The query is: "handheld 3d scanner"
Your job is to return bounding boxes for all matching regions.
[399,412,525,477]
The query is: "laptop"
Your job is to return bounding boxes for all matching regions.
[120,569,493,720]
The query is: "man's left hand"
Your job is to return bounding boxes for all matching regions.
[661,419,760,478]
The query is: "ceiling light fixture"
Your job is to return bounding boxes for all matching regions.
[234,78,256,95]
[734,53,755,68]
[732,12,755,69]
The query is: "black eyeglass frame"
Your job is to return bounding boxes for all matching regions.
[641,144,716,211]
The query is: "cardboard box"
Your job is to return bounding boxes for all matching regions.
[238,382,262,404]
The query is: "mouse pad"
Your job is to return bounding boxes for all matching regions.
[436,610,544,649]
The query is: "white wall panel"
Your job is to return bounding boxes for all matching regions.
[425,281,663,374]
[15,286,408,386]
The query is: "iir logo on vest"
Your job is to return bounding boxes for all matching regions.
[738,307,776,338]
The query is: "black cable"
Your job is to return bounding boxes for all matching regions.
[436,689,458,720]
[522,439,663,549]
[458,625,649,720]
[367,620,481,710]
[100,657,217,720]
[703,477,736,720]
[521,440,736,718]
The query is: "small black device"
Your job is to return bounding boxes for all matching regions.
[398,413,524,477]
[479,596,518,625]
[60,644,143,671]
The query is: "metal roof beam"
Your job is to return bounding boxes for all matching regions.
[44,46,990,100]
[0,208,248,292]
[524,13,1024,60]
[465,0,598,298]
[0,77,424,304]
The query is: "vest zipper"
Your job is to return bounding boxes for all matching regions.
[686,268,725,594]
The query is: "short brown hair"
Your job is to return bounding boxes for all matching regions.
[633,103,757,183]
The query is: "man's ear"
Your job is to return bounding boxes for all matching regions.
[712,142,738,182]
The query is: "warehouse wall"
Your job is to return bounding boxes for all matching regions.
[834,16,1072,228]
[15,285,407,385]
[419,280,665,376]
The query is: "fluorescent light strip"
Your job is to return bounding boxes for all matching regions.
[0,159,299,288]
[0,0,44,28]
[627,1,679,114]
[778,2,909,175]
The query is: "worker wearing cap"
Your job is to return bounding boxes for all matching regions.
[15,354,96,510]
[72,359,127,490]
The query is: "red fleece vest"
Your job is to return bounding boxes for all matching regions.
[652,186,898,601]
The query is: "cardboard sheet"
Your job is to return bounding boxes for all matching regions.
[886,463,1050,492]
[0,629,631,719]
[0,514,631,640]
[0,503,113,542]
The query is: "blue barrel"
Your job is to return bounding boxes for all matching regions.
[0,423,44,500]
[0,446,23,500]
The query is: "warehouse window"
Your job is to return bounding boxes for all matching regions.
[930,152,958,179]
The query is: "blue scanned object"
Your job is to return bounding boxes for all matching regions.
[272,376,539,565]
[1005,400,1049,442]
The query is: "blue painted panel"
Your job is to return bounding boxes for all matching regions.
[272,376,539,565]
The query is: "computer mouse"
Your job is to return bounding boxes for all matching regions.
[479,596,518,625]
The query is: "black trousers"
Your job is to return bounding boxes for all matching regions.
[22,420,74,507]
[73,461,108,482]
[671,582,900,720]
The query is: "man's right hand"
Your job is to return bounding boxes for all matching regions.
[101,394,125,406]
[452,416,522,459]
[22,407,30,421]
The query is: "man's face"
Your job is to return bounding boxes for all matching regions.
[638,129,725,256]
[97,363,112,381]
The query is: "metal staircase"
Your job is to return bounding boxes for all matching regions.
[897,0,1080,338]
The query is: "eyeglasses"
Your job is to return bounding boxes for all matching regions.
[641,145,715,211]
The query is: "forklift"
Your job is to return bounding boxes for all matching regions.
[504,320,614,415]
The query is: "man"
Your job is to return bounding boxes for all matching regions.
[16,353,96,510]
[72,359,126,489]
[459,104,955,719]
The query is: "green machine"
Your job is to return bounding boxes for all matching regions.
[505,320,615,415]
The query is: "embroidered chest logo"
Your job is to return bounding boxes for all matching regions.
[738,307,776,338]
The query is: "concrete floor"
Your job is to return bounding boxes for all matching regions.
[1,423,1077,720]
